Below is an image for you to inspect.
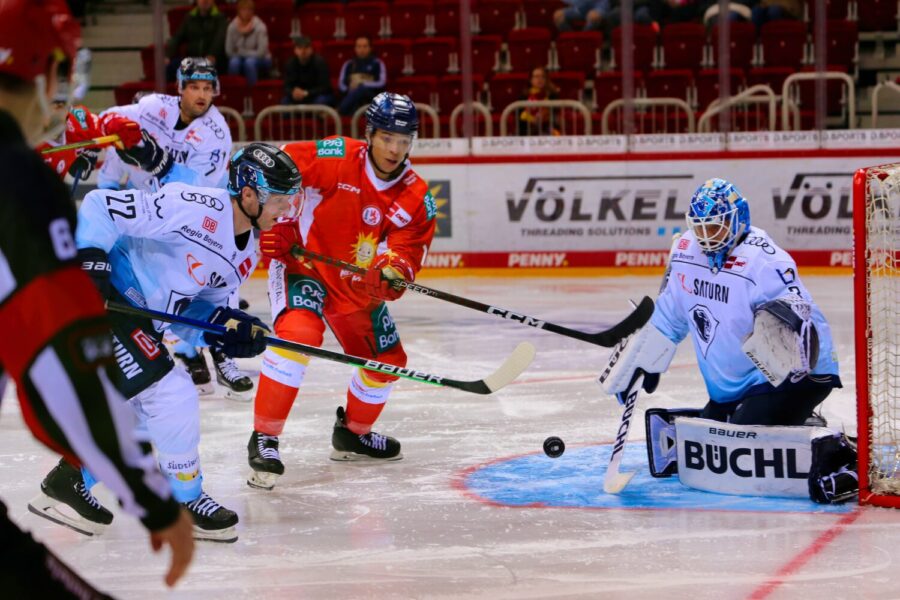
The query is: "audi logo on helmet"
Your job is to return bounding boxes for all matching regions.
[251,149,275,168]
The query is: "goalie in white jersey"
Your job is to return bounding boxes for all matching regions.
[602,179,855,504]
[31,143,301,542]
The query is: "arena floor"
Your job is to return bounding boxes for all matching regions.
[2,274,897,600]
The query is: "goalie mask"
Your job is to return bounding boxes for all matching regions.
[686,179,750,273]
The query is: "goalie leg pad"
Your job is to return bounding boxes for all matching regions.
[808,433,858,504]
[598,323,676,396]
[645,408,702,477]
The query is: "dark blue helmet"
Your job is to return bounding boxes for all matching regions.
[365,92,418,136]
[177,57,219,95]
[228,143,301,203]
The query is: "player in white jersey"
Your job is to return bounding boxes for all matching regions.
[602,179,854,503]
[31,143,301,542]
[96,58,252,398]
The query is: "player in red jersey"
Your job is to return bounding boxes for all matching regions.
[245,92,436,489]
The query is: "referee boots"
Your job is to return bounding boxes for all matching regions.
[28,458,113,536]
[331,406,402,461]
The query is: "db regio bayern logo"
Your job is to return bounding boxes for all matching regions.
[362,205,382,226]
[251,148,275,167]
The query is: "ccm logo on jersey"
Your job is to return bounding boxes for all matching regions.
[362,205,382,225]
[338,182,361,194]
[130,329,161,360]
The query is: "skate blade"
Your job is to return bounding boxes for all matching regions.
[195,382,215,396]
[224,388,253,402]
[27,493,107,537]
[192,524,238,543]
[247,470,280,490]
[329,450,404,462]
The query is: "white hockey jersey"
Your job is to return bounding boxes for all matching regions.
[76,182,257,346]
[651,226,840,403]
[97,93,232,191]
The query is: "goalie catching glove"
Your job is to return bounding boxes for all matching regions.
[203,307,270,358]
[741,296,819,387]
[598,322,677,402]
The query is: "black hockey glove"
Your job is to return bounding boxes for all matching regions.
[116,129,173,179]
[78,247,112,299]
[69,147,100,179]
[203,307,270,358]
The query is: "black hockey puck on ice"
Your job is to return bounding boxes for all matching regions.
[543,436,565,458]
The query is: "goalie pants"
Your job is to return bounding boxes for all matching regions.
[254,266,407,436]
[701,377,839,426]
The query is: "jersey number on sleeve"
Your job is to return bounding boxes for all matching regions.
[105,192,136,220]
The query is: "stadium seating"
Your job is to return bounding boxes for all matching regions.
[710,22,756,71]
[436,74,486,113]
[506,28,552,71]
[297,3,342,39]
[410,37,457,76]
[612,25,658,72]
[387,0,432,38]
[344,1,388,40]
[661,23,706,71]
[555,31,602,74]
[759,20,807,68]
[488,72,529,112]
[474,0,520,36]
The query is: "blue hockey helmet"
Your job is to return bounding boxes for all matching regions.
[365,92,419,137]
[177,57,219,95]
[228,143,302,203]
[686,178,751,272]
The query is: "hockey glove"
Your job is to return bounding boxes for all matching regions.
[203,307,270,358]
[64,107,102,178]
[116,129,174,179]
[99,113,143,149]
[78,247,113,299]
[361,253,415,301]
[259,220,301,262]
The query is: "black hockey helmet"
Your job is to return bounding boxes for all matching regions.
[177,57,219,95]
[227,143,302,202]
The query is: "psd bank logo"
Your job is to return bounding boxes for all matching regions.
[428,180,452,238]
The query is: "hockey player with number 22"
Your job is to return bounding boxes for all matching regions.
[246,92,435,490]
[31,143,300,543]
[600,179,857,504]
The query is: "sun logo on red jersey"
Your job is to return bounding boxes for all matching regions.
[351,233,378,268]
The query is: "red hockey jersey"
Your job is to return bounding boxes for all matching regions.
[282,136,436,313]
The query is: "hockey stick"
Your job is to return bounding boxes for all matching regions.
[106,300,535,395]
[40,134,121,155]
[289,245,653,348]
[604,370,643,494]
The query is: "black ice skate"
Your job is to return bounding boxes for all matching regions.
[28,458,113,536]
[175,348,214,396]
[182,492,238,543]
[212,350,254,401]
[247,431,285,490]
[331,406,402,461]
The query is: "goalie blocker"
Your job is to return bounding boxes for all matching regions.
[645,409,858,504]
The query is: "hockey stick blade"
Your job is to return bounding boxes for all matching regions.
[106,301,534,395]
[290,245,653,348]
[603,373,642,494]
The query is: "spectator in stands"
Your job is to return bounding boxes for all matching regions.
[226,0,272,86]
[751,0,802,29]
[656,0,703,24]
[605,0,657,31]
[282,35,334,106]
[554,0,613,33]
[166,0,227,81]
[518,66,560,136]
[337,36,386,116]
[701,1,754,26]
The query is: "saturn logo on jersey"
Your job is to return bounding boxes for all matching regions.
[362,205,382,225]
[187,253,206,285]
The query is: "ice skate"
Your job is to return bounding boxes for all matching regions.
[175,348,214,396]
[182,492,238,543]
[330,406,402,461]
[212,350,254,401]
[28,459,113,536]
[247,431,284,490]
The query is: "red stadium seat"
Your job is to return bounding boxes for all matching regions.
[805,0,851,21]
[612,24,658,72]
[256,1,293,43]
[507,27,552,71]
[216,75,250,114]
[387,0,432,38]
[436,74,485,113]
[374,38,411,80]
[249,79,284,115]
[646,69,693,102]
[555,31,602,75]
[321,40,355,84]
[710,22,756,70]
[521,0,565,28]
[551,71,585,101]
[410,36,457,75]
[474,0,520,36]
[470,35,502,75]
[593,71,645,112]
[760,20,807,68]
[434,0,475,36]
[394,75,439,107]
[487,72,529,112]
[747,66,794,95]
[343,1,388,40]
[695,68,744,110]
[297,2,342,39]
[793,64,849,117]
[857,0,898,32]
[817,19,857,70]
[661,22,706,71]
[271,41,295,74]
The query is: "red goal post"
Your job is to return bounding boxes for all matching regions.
[854,163,900,508]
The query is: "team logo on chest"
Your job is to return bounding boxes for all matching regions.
[362,205,382,226]
[689,304,719,358]
[351,233,379,268]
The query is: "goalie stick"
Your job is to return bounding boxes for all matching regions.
[289,245,653,348]
[106,300,534,395]
[604,371,643,494]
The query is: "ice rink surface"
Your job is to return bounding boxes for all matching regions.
[2,273,899,600]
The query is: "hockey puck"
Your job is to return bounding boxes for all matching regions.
[543,436,565,458]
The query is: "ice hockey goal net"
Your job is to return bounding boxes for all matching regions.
[854,163,900,508]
